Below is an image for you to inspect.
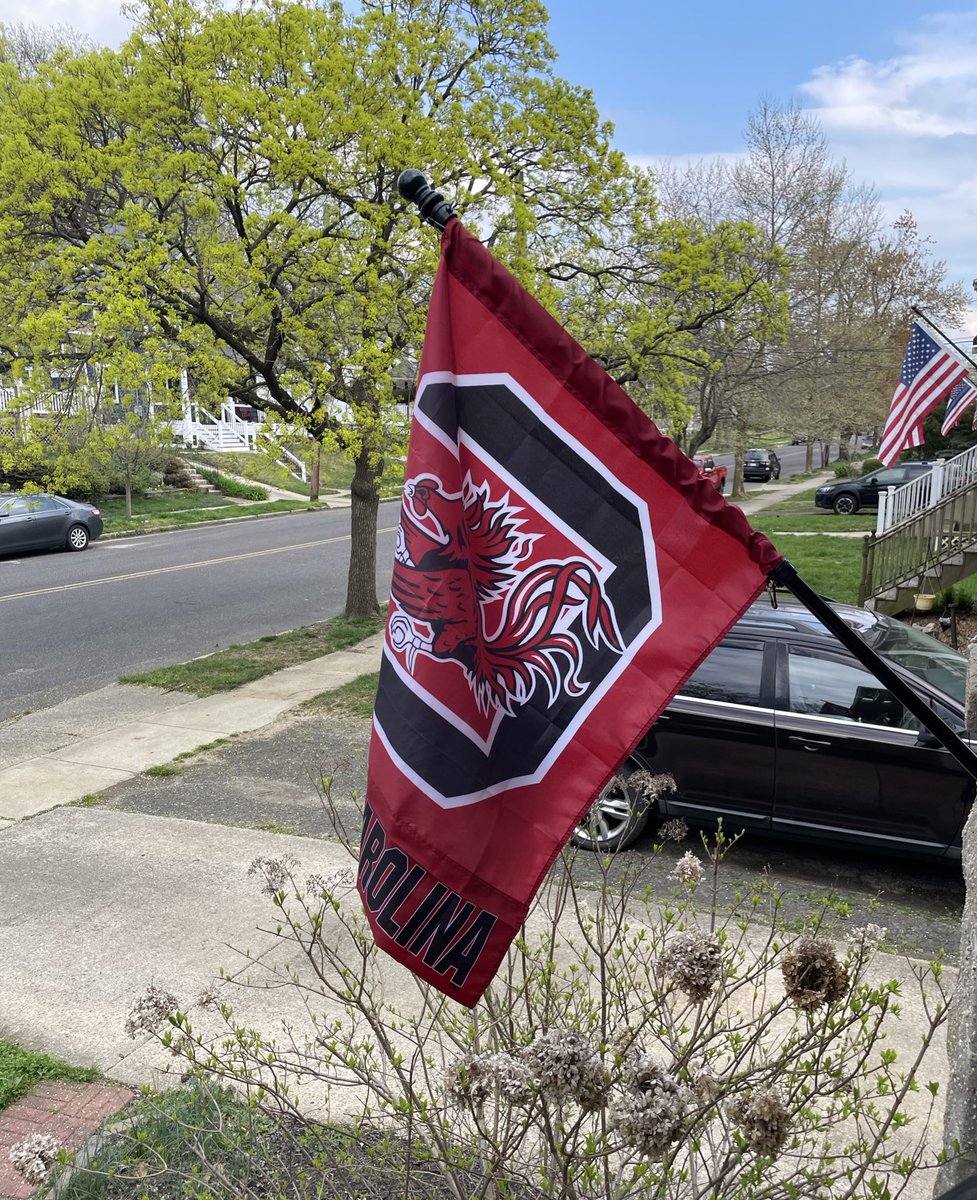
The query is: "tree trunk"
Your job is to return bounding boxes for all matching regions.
[345,441,382,618]
[309,441,321,501]
[125,476,132,518]
[729,424,748,500]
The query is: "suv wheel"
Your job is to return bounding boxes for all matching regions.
[833,493,859,515]
[572,761,651,853]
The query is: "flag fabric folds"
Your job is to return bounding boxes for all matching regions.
[359,217,783,1006]
[880,322,969,465]
[942,378,977,436]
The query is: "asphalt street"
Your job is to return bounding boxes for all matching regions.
[0,501,401,722]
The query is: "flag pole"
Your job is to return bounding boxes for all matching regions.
[771,559,977,781]
[398,169,456,233]
[911,306,977,374]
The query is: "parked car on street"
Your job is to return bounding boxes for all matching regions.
[814,462,932,515]
[692,455,727,494]
[0,493,104,555]
[742,448,781,481]
[574,594,972,859]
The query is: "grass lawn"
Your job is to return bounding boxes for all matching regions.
[0,1039,99,1111]
[760,534,864,605]
[305,671,380,718]
[101,495,326,536]
[120,610,387,695]
[745,485,876,533]
[191,448,408,496]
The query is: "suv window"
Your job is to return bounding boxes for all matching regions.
[785,646,916,729]
[681,640,765,706]
[871,467,910,486]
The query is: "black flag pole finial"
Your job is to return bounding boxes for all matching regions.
[398,169,456,233]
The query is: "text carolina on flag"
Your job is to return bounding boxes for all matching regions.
[880,322,969,465]
[359,217,783,1006]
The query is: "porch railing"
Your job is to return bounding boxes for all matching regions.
[860,485,977,604]
[877,444,977,534]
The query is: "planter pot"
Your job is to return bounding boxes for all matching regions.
[914,593,936,612]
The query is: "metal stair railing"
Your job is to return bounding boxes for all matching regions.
[860,483,977,605]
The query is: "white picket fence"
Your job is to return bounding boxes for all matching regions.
[876,444,977,533]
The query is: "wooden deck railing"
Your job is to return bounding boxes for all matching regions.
[859,484,977,604]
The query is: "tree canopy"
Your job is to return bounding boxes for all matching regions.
[657,101,968,479]
[0,5,811,610]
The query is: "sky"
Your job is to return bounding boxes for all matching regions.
[1,0,975,347]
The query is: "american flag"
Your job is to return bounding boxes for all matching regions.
[941,378,977,435]
[879,322,969,465]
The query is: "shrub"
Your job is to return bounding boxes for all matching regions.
[935,584,976,613]
[161,458,195,489]
[117,796,952,1200]
[861,457,883,475]
[832,460,857,478]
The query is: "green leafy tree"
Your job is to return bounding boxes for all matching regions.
[0,1,813,614]
[657,101,967,489]
[91,412,172,516]
[0,0,634,616]
[543,165,788,443]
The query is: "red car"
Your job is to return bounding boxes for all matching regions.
[693,455,727,494]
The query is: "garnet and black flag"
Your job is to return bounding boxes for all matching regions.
[359,216,783,1006]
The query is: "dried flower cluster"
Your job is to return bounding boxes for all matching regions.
[846,923,888,954]
[248,855,298,896]
[522,1030,610,1110]
[662,926,723,1001]
[630,769,676,802]
[668,850,705,888]
[781,935,849,1010]
[726,1086,791,1156]
[658,818,689,843]
[446,1051,533,1108]
[9,1133,62,1184]
[609,1056,690,1157]
[125,983,178,1037]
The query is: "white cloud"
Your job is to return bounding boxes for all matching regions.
[798,10,977,343]
[0,0,132,46]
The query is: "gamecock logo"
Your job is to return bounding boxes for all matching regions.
[373,373,660,805]
[389,472,623,718]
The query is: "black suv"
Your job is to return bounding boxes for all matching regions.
[814,462,932,515]
[574,594,970,857]
[742,448,781,481]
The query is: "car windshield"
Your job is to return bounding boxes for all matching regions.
[867,620,967,703]
[748,598,969,705]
